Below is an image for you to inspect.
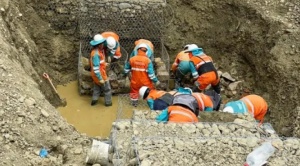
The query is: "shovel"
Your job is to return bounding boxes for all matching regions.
[42,73,66,106]
[43,73,58,94]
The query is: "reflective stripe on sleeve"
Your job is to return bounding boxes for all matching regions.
[194,93,204,111]
[241,98,254,116]
[196,60,212,68]
[169,110,195,122]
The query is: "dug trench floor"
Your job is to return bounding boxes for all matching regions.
[57,81,118,138]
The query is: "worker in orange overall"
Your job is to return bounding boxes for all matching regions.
[101,31,122,62]
[129,39,154,61]
[89,34,112,106]
[222,94,269,125]
[192,89,222,112]
[171,44,193,88]
[187,44,221,94]
[139,86,194,110]
[124,44,160,107]
[139,86,170,110]
[156,94,199,123]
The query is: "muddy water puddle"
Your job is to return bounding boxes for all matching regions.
[56,81,236,138]
[57,81,119,138]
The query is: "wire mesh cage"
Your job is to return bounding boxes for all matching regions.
[130,136,300,166]
[77,0,171,94]
[131,136,265,166]
[110,118,299,165]
[130,119,278,139]
[116,94,150,120]
[78,0,166,57]
[109,119,134,166]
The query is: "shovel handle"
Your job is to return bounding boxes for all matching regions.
[43,73,58,94]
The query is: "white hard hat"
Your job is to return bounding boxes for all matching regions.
[90,34,105,46]
[222,106,234,113]
[185,44,200,52]
[139,86,150,99]
[106,36,116,49]
[183,44,190,51]
[137,43,148,50]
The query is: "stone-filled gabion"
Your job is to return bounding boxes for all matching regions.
[110,120,134,165]
[131,137,300,166]
[131,120,278,139]
[110,109,300,166]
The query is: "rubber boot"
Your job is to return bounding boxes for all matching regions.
[131,100,138,107]
[91,100,98,106]
[104,81,112,107]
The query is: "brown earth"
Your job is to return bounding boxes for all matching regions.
[0,0,299,165]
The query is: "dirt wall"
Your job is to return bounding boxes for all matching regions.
[0,1,89,165]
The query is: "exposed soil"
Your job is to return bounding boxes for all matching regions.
[0,0,299,165]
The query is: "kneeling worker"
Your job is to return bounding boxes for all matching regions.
[139,86,172,110]
[222,94,269,125]
[139,86,194,110]
[156,94,199,123]
[193,90,222,112]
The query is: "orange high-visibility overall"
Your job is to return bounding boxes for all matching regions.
[129,51,155,100]
[190,54,219,90]
[90,49,107,84]
[147,90,166,100]
[241,95,268,123]
[192,93,213,111]
[172,51,190,73]
[168,105,199,123]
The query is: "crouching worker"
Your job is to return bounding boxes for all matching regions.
[89,34,112,106]
[222,94,268,125]
[156,94,199,123]
[139,86,174,110]
[187,44,221,94]
[193,90,222,112]
[101,31,122,62]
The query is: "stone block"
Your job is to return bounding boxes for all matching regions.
[157,71,169,81]
[80,80,93,90]
[79,68,93,82]
[154,57,162,63]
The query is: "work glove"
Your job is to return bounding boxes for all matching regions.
[194,81,200,87]
[106,63,110,68]
[107,56,111,63]
[155,80,161,86]
[99,79,105,85]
